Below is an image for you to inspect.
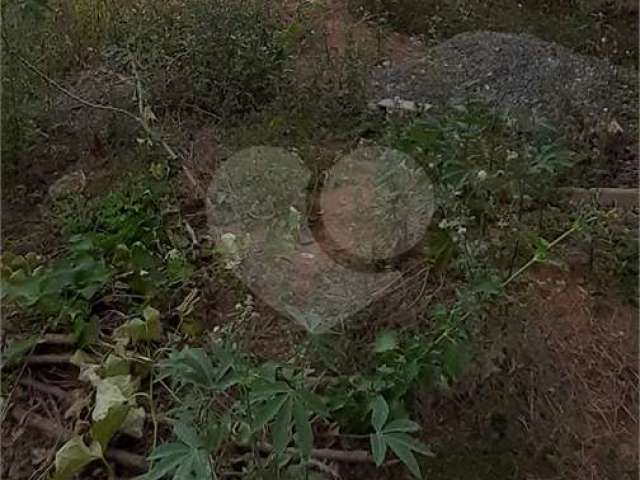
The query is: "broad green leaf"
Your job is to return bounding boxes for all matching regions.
[91,404,129,451]
[121,406,146,438]
[71,351,101,386]
[292,399,313,459]
[385,434,422,479]
[253,393,288,432]
[92,377,128,422]
[299,390,328,417]
[102,354,130,377]
[250,380,291,399]
[142,306,162,340]
[383,419,421,434]
[53,436,101,480]
[272,396,292,455]
[443,341,468,379]
[370,395,389,432]
[374,331,398,353]
[370,433,387,466]
[385,431,432,456]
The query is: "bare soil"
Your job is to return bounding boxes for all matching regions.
[1,2,637,480]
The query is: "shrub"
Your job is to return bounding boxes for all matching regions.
[111,0,289,120]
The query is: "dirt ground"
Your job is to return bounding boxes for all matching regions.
[1,1,638,479]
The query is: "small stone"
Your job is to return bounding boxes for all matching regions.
[48,170,86,199]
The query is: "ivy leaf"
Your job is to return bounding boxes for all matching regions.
[119,306,162,344]
[101,353,130,377]
[292,399,313,460]
[52,435,101,480]
[121,406,146,439]
[91,404,129,452]
[92,377,128,422]
[91,375,138,450]
[370,395,389,432]
[142,306,162,340]
[374,331,398,353]
[370,433,387,466]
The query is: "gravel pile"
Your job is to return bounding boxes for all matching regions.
[369,31,638,133]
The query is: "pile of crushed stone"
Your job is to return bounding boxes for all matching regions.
[369,31,638,187]
[370,31,637,131]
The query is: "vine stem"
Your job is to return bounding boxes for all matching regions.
[501,223,580,288]
[431,221,586,348]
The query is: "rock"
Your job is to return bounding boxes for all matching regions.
[48,170,86,199]
[368,97,433,114]
[369,32,638,134]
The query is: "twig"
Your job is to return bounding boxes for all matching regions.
[39,333,76,346]
[12,406,68,440]
[24,353,73,365]
[4,43,180,164]
[18,378,68,401]
[258,443,373,463]
[308,458,342,478]
[0,326,48,422]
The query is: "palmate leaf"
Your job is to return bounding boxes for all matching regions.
[382,419,421,434]
[369,433,387,466]
[251,384,319,460]
[253,393,289,432]
[384,432,432,479]
[368,411,431,478]
[272,396,292,455]
[292,399,313,459]
[163,348,217,388]
[369,395,389,432]
[162,348,241,392]
[384,433,422,479]
[144,424,213,480]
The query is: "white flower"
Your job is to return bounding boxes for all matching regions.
[477,170,488,181]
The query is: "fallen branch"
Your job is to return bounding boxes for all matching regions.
[24,353,73,365]
[39,333,76,346]
[258,442,372,463]
[105,448,148,471]
[12,405,68,439]
[18,377,68,401]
